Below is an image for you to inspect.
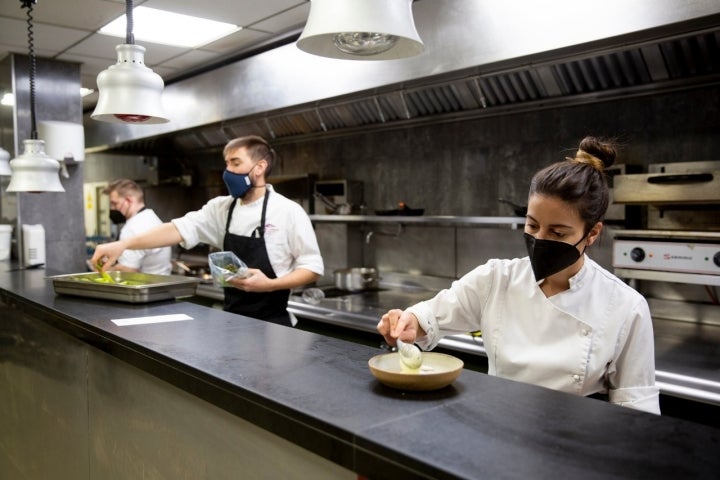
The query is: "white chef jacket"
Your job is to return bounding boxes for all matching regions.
[171,185,324,278]
[118,209,172,275]
[409,256,660,414]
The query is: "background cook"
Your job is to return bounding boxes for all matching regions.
[100,179,172,275]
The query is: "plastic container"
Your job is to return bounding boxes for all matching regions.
[22,224,45,266]
[208,251,249,287]
[0,224,12,260]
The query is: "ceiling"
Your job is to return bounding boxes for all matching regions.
[0,0,310,110]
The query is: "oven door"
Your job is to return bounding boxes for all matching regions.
[613,160,720,230]
[613,160,720,205]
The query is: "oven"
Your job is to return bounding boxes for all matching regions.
[612,160,720,231]
[611,161,720,407]
[612,159,720,282]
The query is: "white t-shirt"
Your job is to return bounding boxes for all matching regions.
[409,256,660,414]
[118,209,172,275]
[171,185,324,278]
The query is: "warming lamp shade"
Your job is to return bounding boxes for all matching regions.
[91,44,168,124]
[297,0,424,60]
[6,139,65,192]
[0,146,10,176]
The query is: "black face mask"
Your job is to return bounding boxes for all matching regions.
[109,209,126,225]
[524,232,586,281]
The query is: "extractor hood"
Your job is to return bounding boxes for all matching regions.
[84,0,720,154]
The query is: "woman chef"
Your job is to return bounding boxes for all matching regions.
[92,135,323,326]
[378,136,660,414]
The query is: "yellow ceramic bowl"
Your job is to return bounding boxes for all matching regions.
[368,352,464,391]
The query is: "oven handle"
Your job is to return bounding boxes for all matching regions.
[646,173,713,184]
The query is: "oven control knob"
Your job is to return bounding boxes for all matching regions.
[714,251,720,268]
[630,247,645,263]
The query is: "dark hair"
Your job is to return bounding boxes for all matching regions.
[529,136,617,233]
[103,178,144,202]
[223,135,277,177]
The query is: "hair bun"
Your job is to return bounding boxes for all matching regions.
[575,136,617,170]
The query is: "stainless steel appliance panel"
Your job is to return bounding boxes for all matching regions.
[613,160,720,205]
[613,238,720,275]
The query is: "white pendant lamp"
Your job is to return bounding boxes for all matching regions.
[7,1,64,193]
[0,146,11,176]
[7,139,64,192]
[91,0,168,124]
[297,0,424,60]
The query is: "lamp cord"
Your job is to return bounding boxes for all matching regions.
[125,0,135,44]
[21,0,37,140]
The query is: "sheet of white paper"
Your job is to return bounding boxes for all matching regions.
[112,314,193,326]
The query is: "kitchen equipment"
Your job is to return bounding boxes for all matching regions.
[333,267,379,292]
[50,271,200,303]
[613,160,720,230]
[314,192,352,215]
[368,352,463,390]
[397,339,422,370]
[375,202,424,216]
[613,232,720,276]
[314,180,363,214]
[498,198,527,217]
[22,224,45,267]
[604,164,642,224]
[301,288,325,305]
[0,224,12,261]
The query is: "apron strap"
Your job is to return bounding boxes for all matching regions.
[225,198,238,232]
[225,189,271,238]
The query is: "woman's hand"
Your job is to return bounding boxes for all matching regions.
[377,309,420,346]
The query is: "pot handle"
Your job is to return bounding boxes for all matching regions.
[314,192,339,211]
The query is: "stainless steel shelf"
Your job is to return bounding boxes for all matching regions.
[614,268,720,286]
[613,229,720,240]
[309,215,526,228]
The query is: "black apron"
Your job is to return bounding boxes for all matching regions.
[222,190,292,326]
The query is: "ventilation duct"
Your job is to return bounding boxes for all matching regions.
[84,1,720,154]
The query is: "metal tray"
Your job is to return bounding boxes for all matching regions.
[50,271,201,304]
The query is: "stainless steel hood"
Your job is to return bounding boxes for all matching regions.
[84,0,720,154]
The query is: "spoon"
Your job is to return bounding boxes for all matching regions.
[396,339,422,371]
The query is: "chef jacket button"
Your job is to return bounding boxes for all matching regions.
[572,374,581,383]
[581,329,589,336]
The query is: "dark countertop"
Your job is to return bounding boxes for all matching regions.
[2,266,719,479]
[285,284,720,406]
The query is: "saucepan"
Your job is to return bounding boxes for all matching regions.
[498,198,527,217]
[333,267,379,292]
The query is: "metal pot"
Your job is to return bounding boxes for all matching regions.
[333,267,378,292]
